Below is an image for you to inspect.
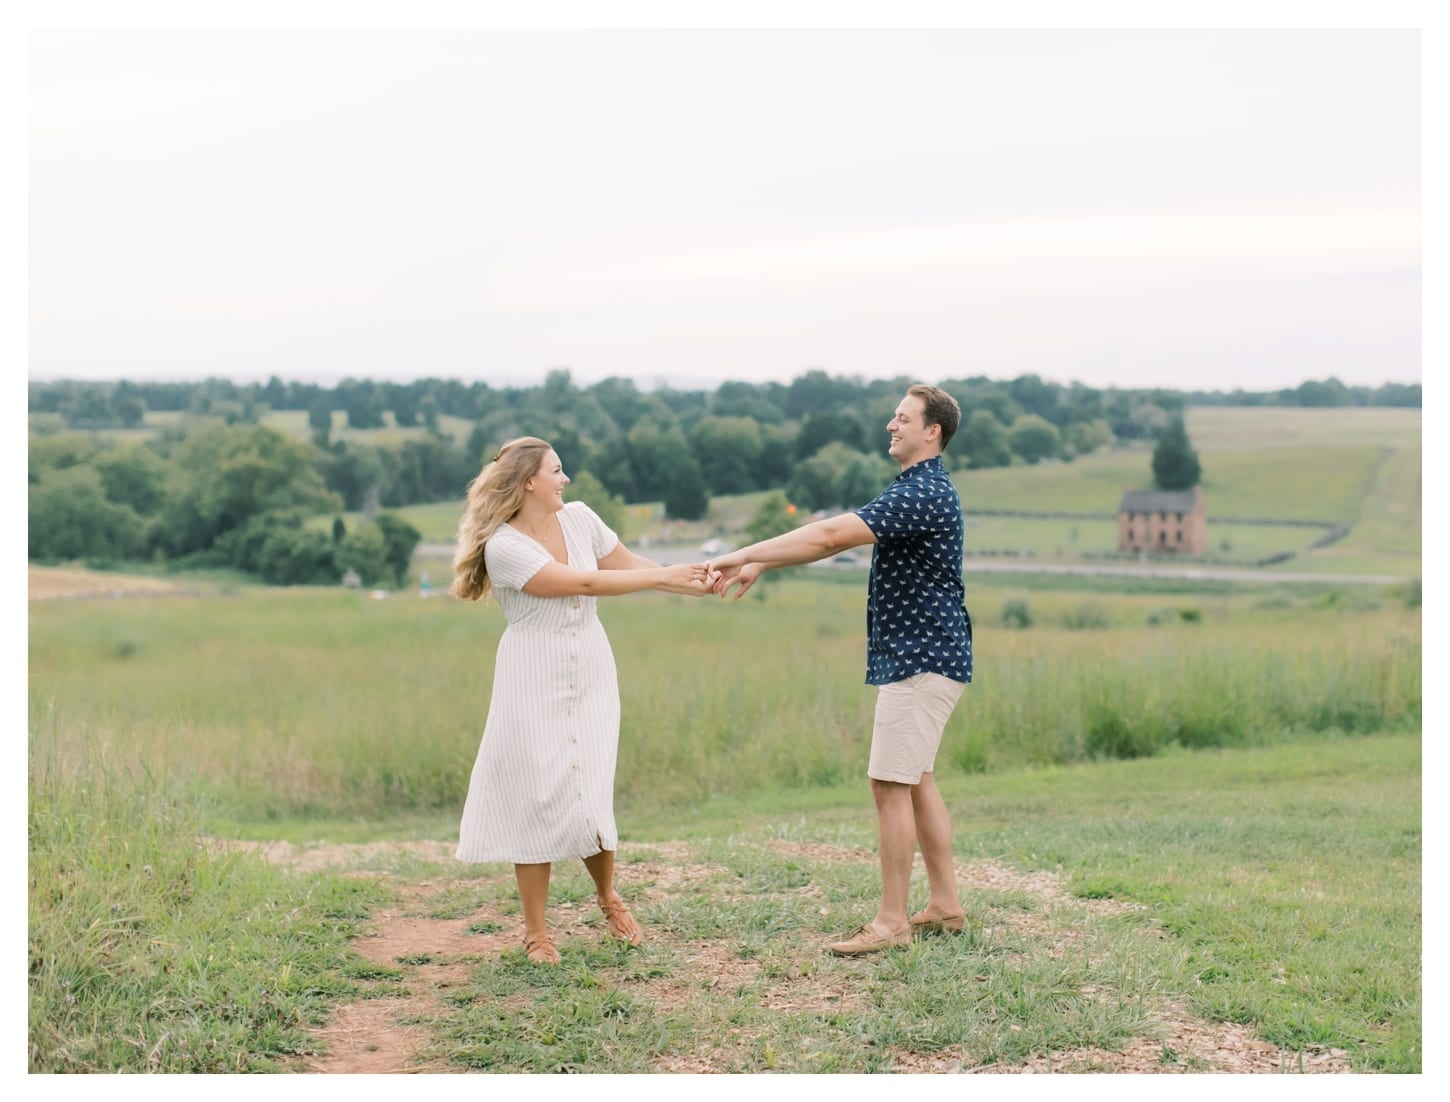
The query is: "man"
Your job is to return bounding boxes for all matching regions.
[707,384,973,956]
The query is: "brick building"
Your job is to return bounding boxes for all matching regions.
[1117,487,1206,555]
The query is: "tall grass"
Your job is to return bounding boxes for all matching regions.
[27,755,391,1071]
[28,580,1420,823]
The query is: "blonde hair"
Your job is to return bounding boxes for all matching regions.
[450,436,554,602]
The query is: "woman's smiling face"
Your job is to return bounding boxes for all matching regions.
[527,449,570,510]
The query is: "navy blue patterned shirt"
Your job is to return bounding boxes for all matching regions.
[854,456,972,686]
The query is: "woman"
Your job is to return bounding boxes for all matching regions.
[451,436,711,964]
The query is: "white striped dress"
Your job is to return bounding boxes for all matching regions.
[456,501,624,864]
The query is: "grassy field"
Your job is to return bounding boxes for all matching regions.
[1183,406,1421,451]
[26,403,1423,1073]
[27,571,1422,1072]
[27,575,1420,818]
[29,697,1420,1072]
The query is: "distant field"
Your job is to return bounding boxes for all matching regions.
[963,516,1329,564]
[958,444,1389,523]
[1184,406,1421,451]
[259,409,475,445]
[78,408,476,446]
[41,404,1421,581]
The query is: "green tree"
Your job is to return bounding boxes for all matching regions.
[373,512,423,587]
[156,423,340,556]
[786,453,840,512]
[745,493,799,544]
[29,465,147,562]
[1151,417,1202,490]
[308,398,333,446]
[1063,418,1114,458]
[837,451,894,509]
[741,493,801,589]
[567,470,626,534]
[62,384,113,428]
[689,416,764,494]
[110,380,147,427]
[29,432,102,482]
[341,382,385,430]
[794,409,867,460]
[259,526,341,585]
[753,424,794,488]
[625,421,692,503]
[1127,402,1169,439]
[1008,414,1062,465]
[93,443,168,516]
[337,522,393,587]
[663,458,709,521]
[960,410,1013,469]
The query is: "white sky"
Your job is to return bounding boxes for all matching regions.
[25,11,1427,393]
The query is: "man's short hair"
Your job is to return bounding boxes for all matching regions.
[908,384,961,451]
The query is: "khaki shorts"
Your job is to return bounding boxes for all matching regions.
[868,672,966,784]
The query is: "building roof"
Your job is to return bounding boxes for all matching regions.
[1118,488,1200,514]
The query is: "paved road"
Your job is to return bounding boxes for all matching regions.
[416,543,1404,585]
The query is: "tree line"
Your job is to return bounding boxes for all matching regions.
[27,369,1414,584]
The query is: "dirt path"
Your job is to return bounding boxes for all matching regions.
[241,839,1353,1075]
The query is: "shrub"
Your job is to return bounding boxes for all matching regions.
[1084,705,1161,760]
[1402,577,1421,609]
[1060,602,1111,630]
[1001,598,1033,629]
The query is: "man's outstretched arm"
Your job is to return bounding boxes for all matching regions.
[708,513,875,598]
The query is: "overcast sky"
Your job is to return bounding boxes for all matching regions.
[28,26,1422,393]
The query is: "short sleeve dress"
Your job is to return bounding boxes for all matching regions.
[455,501,625,864]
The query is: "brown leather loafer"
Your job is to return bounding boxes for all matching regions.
[828,923,914,956]
[908,909,966,934]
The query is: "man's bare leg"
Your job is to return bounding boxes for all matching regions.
[910,772,963,920]
[868,778,918,933]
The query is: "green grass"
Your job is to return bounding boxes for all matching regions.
[28,578,1421,1072]
[281,735,1415,1073]
[1184,406,1421,451]
[964,515,1331,563]
[616,735,1419,1072]
[27,764,394,1072]
[958,444,1389,523]
[27,578,1420,819]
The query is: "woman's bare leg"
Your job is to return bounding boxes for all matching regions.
[515,862,552,939]
[583,849,641,943]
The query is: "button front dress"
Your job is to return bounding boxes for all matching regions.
[456,501,623,864]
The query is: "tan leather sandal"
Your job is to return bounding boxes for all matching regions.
[523,930,561,964]
[598,894,642,945]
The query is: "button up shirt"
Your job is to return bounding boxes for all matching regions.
[854,456,972,686]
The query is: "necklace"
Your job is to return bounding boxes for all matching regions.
[512,515,560,544]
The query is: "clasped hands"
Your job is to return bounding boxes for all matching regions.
[666,554,761,599]
[704,552,764,600]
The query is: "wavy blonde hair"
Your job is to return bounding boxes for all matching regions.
[450,436,554,602]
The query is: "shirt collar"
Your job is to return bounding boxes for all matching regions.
[894,455,944,481]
